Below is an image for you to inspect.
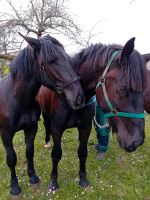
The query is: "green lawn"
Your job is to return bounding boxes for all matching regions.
[0,115,150,200]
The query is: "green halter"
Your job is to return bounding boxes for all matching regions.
[96,50,145,119]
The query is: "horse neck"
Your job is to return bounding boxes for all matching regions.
[75,63,99,99]
[11,73,41,106]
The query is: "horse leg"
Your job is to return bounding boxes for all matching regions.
[43,112,52,148]
[1,129,22,198]
[78,126,91,188]
[48,127,62,191]
[24,125,40,189]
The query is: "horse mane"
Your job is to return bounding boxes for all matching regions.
[42,35,64,49]
[10,35,64,80]
[71,43,147,91]
[10,47,34,80]
[38,35,65,64]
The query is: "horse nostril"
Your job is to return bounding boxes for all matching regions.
[127,142,136,152]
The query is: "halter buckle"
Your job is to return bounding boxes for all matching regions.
[40,65,45,71]
[112,109,118,116]
[99,78,105,86]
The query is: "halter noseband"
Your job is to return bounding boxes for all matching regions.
[40,65,80,94]
[96,50,145,119]
[60,76,80,92]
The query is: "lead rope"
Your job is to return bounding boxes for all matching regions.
[93,116,109,129]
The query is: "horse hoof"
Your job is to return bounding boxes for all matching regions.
[30,174,40,190]
[10,192,22,200]
[48,182,59,192]
[48,187,59,193]
[31,181,40,190]
[84,185,91,191]
[44,141,52,148]
[79,179,89,188]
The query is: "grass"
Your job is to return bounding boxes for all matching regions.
[0,115,150,200]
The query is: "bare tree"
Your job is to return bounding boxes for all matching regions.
[129,0,136,5]
[84,20,103,47]
[0,0,81,55]
[0,0,81,76]
[79,20,104,49]
[0,26,21,55]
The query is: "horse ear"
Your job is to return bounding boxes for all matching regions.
[142,53,150,63]
[121,37,135,61]
[18,32,41,50]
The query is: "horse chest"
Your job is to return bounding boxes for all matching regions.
[67,115,82,128]
[18,110,39,130]
[65,110,87,128]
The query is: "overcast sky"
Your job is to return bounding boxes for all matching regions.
[1,0,150,54]
[68,0,150,54]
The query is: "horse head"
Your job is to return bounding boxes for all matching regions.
[19,33,84,110]
[96,38,147,152]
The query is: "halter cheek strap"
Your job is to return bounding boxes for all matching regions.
[40,65,80,94]
[96,50,145,119]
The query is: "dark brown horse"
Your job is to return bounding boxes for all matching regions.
[144,75,150,113]
[36,38,147,191]
[143,53,150,113]
[0,34,84,198]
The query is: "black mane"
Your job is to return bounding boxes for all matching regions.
[71,43,147,91]
[10,47,34,80]
[10,35,65,80]
[38,35,65,65]
[42,35,64,49]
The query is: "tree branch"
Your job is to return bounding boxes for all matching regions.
[0,53,15,60]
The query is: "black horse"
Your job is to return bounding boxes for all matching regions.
[0,34,84,198]
[36,38,147,190]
